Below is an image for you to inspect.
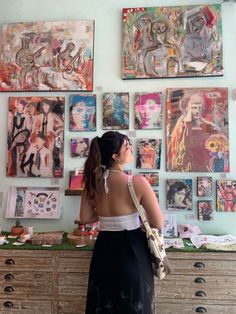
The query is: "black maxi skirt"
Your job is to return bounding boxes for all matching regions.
[85,228,154,314]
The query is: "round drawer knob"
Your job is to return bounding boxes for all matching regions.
[195,290,206,297]
[4,301,14,308]
[194,262,205,268]
[195,306,207,312]
[194,277,205,284]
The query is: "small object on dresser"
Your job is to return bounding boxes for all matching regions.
[11,219,24,236]
[32,231,64,245]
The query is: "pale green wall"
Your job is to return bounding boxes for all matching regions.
[0,0,236,235]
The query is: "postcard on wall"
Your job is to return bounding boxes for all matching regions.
[139,172,159,186]
[136,138,162,169]
[7,97,64,178]
[134,92,162,129]
[166,179,192,211]
[69,94,96,131]
[122,4,223,79]
[0,20,94,91]
[102,93,129,130]
[216,180,236,212]
[163,213,177,238]
[69,170,84,190]
[71,138,89,157]
[5,186,60,219]
[198,201,213,221]
[166,88,229,172]
[197,176,213,197]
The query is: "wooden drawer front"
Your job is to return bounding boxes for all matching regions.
[0,256,53,270]
[0,299,51,314]
[58,285,87,297]
[1,281,52,297]
[154,300,236,314]
[0,271,51,283]
[155,274,236,300]
[169,258,236,275]
[57,298,86,313]
[58,258,90,272]
[58,272,88,287]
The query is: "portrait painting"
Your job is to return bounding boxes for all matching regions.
[198,201,213,221]
[122,4,223,79]
[5,186,60,219]
[102,93,129,130]
[0,20,94,91]
[166,179,192,211]
[136,138,162,170]
[197,176,212,197]
[71,138,89,157]
[216,180,236,212]
[69,94,96,131]
[7,97,64,178]
[166,88,229,172]
[134,92,162,129]
[139,172,159,186]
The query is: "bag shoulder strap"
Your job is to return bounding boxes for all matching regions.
[127,175,152,235]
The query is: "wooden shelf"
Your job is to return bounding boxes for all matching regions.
[65,189,83,196]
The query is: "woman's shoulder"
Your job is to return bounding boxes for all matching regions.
[131,174,150,188]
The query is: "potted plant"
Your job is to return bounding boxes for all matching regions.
[11,219,24,236]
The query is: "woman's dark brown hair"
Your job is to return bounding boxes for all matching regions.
[83,131,128,200]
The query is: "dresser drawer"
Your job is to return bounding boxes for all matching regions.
[57,298,86,313]
[58,272,88,286]
[154,299,236,314]
[168,253,236,275]
[58,251,91,272]
[156,274,236,300]
[0,298,52,314]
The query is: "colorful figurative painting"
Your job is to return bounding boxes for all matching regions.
[122,5,223,79]
[0,20,94,91]
[7,97,64,178]
[139,172,159,186]
[134,92,162,129]
[166,179,192,211]
[198,201,213,221]
[102,93,129,130]
[197,176,213,197]
[136,138,162,169]
[166,88,229,172]
[216,180,236,212]
[69,94,96,131]
[71,138,89,157]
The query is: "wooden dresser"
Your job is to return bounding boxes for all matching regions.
[1,249,236,313]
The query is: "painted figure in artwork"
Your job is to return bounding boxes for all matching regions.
[16,37,46,89]
[167,181,192,210]
[218,182,236,212]
[166,88,229,172]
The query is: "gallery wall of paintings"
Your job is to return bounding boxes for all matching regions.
[0,0,236,234]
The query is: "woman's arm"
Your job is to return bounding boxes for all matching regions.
[133,175,164,229]
[79,190,99,224]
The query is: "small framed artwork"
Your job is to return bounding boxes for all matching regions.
[136,139,162,169]
[0,20,94,91]
[134,92,162,129]
[166,179,192,211]
[69,94,96,131]
[216,180,236,212]
[139,172,159,186]
[153,190,159,202]
[163,214,177,238]
[198,201,213,221]
[5,186,60,219]
[71,138,89,157]
[197,177,213,197]
[69,170,84,191]
[102,93,129,130]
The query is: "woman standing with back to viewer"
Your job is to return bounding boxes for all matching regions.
[80,131,164,314]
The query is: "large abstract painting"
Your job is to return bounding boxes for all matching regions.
[0,20,94,91]
[166,88,229,172]
[7,97,64,177]
[122,5,223,79]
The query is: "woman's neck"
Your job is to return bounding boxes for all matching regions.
[108,166,123,172]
